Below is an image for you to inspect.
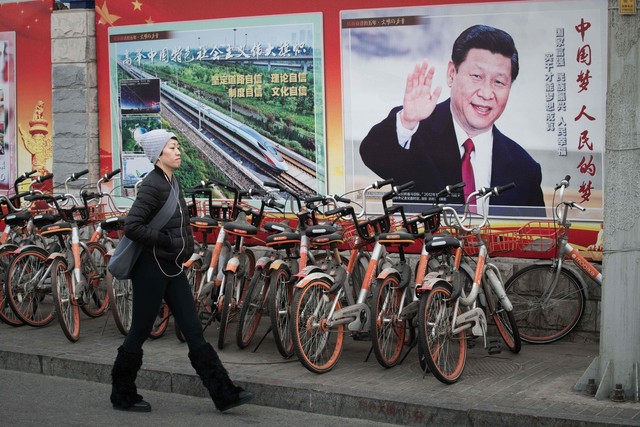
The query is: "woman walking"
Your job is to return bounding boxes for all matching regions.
[109,129,253,412]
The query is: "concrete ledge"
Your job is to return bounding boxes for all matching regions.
[0,348,629,427]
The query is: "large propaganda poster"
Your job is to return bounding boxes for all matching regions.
[342,0,606,225]
[0,0,53,193]
[0,32,15,191]
[106,14,326,194]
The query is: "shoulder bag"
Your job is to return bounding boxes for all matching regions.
[108,178,179,280]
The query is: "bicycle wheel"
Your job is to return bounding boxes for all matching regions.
[483,271,521,353]
[149,302,170,339]
[290,277,344,374]
[238,248,256,306]
[5,248,55,327]
[79,242,109,318]
[370,273,405,368]
[268,266,294,358]
[218,270,237,350]
[106,272,132,336]
[236,266,268,349]
[418,282,466,384]
[51,258,81,342]
[504,264,586,344]
[0,245,24,326]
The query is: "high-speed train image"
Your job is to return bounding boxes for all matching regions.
[161,82,288,173]
[119,62,287,173]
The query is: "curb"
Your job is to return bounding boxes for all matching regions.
[0,348,632,427]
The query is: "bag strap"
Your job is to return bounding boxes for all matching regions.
[147,176,180,230]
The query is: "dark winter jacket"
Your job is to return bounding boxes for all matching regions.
[124,166,194,264]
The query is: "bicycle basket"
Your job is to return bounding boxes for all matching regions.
[457,226,520,256]
[515,220,562,256]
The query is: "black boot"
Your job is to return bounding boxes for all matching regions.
[110,346,152,412]
[189,343,254,412]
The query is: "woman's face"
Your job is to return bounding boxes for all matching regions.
[447,48,513,138]
[157,138,181,171]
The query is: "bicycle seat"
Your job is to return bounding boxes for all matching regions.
[264,221,293,233]
[310,232,343,248]
[3,211,32,227]
[377,230,415,247]
[305,224,337,237]
[32,213,61,229]
[223,219,258,236]
[190,217,218,233]
[100,216,126,231]
[40,221,73,237]
[265,231,301,249]
[424,235,461,253]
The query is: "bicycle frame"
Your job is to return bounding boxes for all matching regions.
[554,181,603,285]
[442,186,515,343]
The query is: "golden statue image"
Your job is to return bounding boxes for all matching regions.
[18,100,53,175]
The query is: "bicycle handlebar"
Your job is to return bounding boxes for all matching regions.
[436,182,466,199]
[442,182,516,233]
[372,178,394,189]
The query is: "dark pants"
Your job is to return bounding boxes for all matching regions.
[121,251,207,354]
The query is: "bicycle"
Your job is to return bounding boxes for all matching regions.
[504,175,602,344]
[236,182,331,357]
[289,180,414,373]
[209,180,261,350]
[2,173,63,328]
[0,170,44,326]
[18,171,109,341]
[417,183,521,384]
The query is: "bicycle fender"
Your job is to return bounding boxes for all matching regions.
[268,259,288,272]
[418,276,449,294]
[11,244,48,256]
[47,251,66,262]
[255,255,272,270]
[293,264,323,280]
[376,267,400,282]
[224,257,240,274]
[294,272,332,289]
[182,252,202,268]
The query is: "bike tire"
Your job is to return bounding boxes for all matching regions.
[79,242,109,318]
[290,277,344,374]
[149,302,170,339]
[418,282,466,384]
[51,258,81,342]
[106,271,132,336]
[217,270,236,350]
[236,266,268,349]
[5,248,55,327]
[370,273,406,368]
[0,245,24,326]
[268,266,294,358]
[483,271,521,353]
[504,264,586,344]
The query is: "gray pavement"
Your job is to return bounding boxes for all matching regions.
[0,312,638,426]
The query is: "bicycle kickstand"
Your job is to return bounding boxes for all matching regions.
[252,326,272,353]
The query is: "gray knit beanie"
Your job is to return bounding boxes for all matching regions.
[135,129,176,164]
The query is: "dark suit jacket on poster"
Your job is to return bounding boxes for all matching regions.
[359,99,545,216]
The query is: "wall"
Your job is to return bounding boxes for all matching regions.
[51,8,98,187]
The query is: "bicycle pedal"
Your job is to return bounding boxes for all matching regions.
[486,338,503,355]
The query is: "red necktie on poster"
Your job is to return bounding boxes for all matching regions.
[461,138,476,213]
